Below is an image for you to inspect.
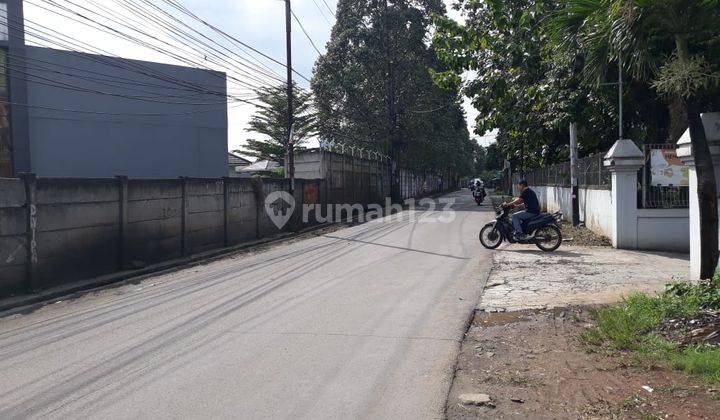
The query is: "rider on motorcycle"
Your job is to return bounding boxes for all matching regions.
[502,180,540,241]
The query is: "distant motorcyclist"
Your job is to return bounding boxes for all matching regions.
[472,180,487,205]
[502,180,540,241]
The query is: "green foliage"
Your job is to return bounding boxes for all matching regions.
[237,84,316,165]
[584,277,720,383]
[312,0,475,175]
[670,347,720,383]
[653,54,720,99]
[664,275,720,311]
[588,293,674,350]
[432,0,627,170]
[432,0,720,171]
[550,0,720,137]
[485,143,504,171]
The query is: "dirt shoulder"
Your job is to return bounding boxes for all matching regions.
[447,308,720,419]
[444,237,715,418]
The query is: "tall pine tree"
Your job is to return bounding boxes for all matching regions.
[311,0,473,177]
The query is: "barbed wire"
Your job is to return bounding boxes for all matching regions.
[318,139,390,161]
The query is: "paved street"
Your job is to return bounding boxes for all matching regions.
[0,190,492,419]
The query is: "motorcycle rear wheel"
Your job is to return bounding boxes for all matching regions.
[479,225,503,249]
[534,225,562,252]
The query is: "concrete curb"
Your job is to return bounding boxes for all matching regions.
[441,247,495,420]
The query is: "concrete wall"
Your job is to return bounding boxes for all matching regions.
[0,168,445,298]
[636,209,690,253]
[533,185,689,253]
[296,150,456,204]
[0,178,27,296]
[23,47,228,178]
[0,176,320,298]
[534,186,613,239]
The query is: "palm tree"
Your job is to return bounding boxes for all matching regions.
[550,0,720,279]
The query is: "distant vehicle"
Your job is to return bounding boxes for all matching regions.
[468,178,484,191]
[473,186,486,205]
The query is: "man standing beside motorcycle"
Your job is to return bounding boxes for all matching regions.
[502,180,540,240]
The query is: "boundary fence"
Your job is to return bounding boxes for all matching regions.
[640,144,690,209]
[522,153,611,189]
[296,146,459,202]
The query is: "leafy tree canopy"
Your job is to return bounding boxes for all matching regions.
[432,0,686,170]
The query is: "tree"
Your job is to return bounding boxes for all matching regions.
[485,143,504,172]
[551,0,720,278]
[473,142,487,175]
[237,84,316,165]
[432,0,674,171]
[312,0,474,180]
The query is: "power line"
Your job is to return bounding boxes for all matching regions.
[116,0,286,85]
[291,10,323,55]
[320,0,335,17]
[159,0,313,84]
[310,0,333,25]
[4,8,253,102]
[27,0,271,93]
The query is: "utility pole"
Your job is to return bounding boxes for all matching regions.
[618,55,624,140]
[285,0,295,193]
[570,123,580,226]
[569,53,584,227]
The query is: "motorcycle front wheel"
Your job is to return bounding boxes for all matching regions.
[479,225,503,249]
[534,225,562,252]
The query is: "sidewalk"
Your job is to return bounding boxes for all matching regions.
[480,245,689,312]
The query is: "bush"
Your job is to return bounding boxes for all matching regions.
[664,275,720,311]
[584,275,720,382]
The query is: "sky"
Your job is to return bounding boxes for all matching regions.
[23,0,495,152]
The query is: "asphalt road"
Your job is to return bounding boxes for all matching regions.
[0,190,493,419]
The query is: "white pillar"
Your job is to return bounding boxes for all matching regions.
[604,139,644,249]
[677,112,720,280]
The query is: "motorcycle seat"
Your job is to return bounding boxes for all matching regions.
[524,213,556,232]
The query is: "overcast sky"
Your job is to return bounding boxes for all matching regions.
[24,0,494,152]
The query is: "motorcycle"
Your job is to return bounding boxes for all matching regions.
[479,205,564,252]
[473,187,486,206]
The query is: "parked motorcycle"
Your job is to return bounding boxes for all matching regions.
[479,205,564,252]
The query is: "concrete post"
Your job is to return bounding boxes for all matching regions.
[677,112,720,280]
[180,177,189,256]
[222,177,230,247]
[116,176,129,270]
[18,173,38,292]
[604,139,644,249]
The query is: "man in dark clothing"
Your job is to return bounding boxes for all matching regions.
[503,180,541,240]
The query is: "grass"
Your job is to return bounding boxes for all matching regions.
[670,347,720,382]
[582,274,720,383]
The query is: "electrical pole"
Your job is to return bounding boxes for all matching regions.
[285,0,295,193]
[570,123,580,226]
[618,55,624,140]
[569,53,584,227]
